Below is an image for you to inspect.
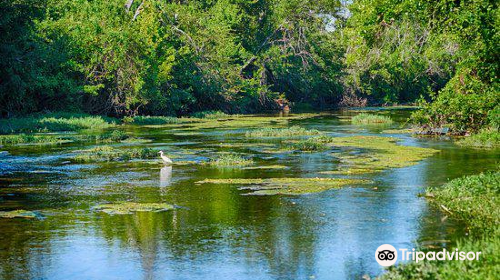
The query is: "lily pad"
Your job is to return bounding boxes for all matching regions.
[196,177,369,195]
[93,202,175,215]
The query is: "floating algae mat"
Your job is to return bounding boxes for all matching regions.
[327,136,438,175]
[196,178,369,195]
[171,114,321,131]
[93,202,175,215]
[0,210,44,219]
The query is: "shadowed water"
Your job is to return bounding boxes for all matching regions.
[0,110,498,280]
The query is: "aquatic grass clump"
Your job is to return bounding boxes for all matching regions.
[246,126,322,138]
[123,115,180,125]
[197,177,369,195]
[288,138,328,151]
[0,112,115,134]
[351,113,393,125]
[190,110,231,119]
[0,134,62,145]
[457,129,500,148]
[74,146,157,162]
[330,136,438,174]
[93,202,175,215]
[208,154,254,167]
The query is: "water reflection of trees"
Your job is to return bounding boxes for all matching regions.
[91,184,320,279]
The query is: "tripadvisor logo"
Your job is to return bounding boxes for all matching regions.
[375,244,482,267]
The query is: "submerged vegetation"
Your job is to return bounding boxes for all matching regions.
[245,126,322,138]
[207,154,254,167]
[380,172,500,279]
[197,178,369,195]
[74,146,157,162]
[351,114,393,125]
[93,202,175,215]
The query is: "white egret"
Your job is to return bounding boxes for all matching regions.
[158,151,173,165]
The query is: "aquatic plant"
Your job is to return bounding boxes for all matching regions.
[426,172,499,235]
[93,202,175,215]
[123,115,180,125]
[0,210,44,219]
[246,126,322,138]
[379,172,499,280]
[196,177,369,195]
[456,129,500,148]
[329,136,438,174]
[351,113,393,125]
[207,154,254,167]
[242,165,288,170]
[0,112,115,134]
[0,134,63,145]
[190,111,231,119]
[287,138,328,151]
[74,146,157,162]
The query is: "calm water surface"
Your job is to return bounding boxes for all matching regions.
[0,110,498,280]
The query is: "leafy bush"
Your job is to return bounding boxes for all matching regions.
[411,72,499,133]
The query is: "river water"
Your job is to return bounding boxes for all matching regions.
[0,110,498,280]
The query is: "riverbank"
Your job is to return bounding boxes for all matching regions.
[378,172,500,279]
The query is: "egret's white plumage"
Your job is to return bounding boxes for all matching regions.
[158,151,173,165]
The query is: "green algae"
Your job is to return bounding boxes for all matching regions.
[207,154,254,167]
[0,210,44,219]
[328,136,438,174]
[242,165,288,170]
[196,177,369,195]
[245,126,322,138]
[93,202,175,215]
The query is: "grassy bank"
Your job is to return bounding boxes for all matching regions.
[0,112,115,134]
[379,172,500,279]
[207,154,254,167]
[457,129,500,149]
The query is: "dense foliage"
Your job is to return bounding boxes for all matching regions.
[0,0,498,133]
